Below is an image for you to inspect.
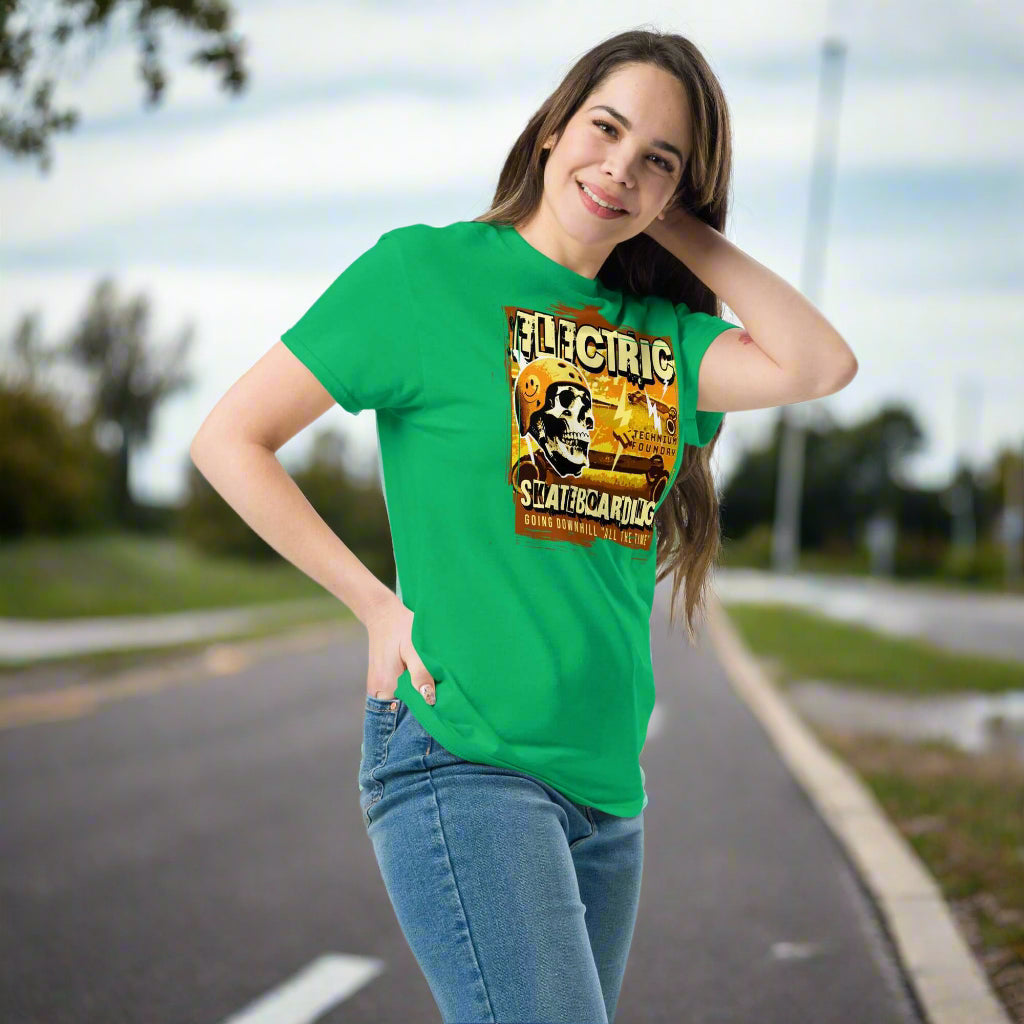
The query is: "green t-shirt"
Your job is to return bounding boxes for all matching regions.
[280,219,730,817]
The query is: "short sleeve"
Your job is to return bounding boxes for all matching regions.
[675,304,733,447]
[280,231,424,414]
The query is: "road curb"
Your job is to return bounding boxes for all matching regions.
[705,593,1013,1024]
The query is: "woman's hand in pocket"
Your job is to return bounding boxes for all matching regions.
[363,595,436,705]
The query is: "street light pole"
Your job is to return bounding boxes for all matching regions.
[771,36,847,574]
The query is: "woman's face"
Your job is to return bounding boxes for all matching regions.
[522,61,692,277]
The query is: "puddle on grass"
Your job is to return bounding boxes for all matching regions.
[784,681,1024,765]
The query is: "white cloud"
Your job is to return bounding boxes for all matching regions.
[4,66,1021,248]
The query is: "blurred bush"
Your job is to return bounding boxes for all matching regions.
[0,380,116,537]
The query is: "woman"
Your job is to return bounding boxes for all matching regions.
[191,28,857,1024]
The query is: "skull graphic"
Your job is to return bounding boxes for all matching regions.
[513,357,594,478]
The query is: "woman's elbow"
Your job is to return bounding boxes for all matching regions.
[820,354,859,396]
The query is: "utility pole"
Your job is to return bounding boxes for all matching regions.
[950,378,981,554]
[771,37,847,574]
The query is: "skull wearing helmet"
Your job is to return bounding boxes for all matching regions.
[513,358,594,478]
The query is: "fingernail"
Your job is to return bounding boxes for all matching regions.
[420,684,435,704]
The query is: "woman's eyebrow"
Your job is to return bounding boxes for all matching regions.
[586,104,684,164]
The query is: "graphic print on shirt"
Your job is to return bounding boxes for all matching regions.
[505,302,680,551]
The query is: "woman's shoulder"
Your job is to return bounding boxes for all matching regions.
[383,219,492,247]
[381,219,500,268]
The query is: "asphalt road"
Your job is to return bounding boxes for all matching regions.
[1,599,926,1024]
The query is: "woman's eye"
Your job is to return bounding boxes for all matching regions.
[592,120,673,172]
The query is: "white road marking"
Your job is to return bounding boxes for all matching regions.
[771,940,827,960]
[218,954,384,1024]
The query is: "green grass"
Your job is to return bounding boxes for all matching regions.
[813,725,1024,969]
[0,532,342,618]
[722,601,1024,696]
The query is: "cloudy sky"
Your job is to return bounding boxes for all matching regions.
[2,0,1022,503]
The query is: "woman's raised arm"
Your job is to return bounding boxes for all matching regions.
[645,208,858,412]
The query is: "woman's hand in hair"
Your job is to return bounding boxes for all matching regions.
[363,595,436,705]
[642,196,688,238]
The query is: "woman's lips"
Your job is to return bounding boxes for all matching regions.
[577,180,627,219]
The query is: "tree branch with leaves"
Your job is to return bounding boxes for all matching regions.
[0,0,249,173]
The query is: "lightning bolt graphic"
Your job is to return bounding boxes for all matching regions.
[608,382,634,472]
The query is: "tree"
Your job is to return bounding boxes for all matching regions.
[721,403,929,550]
[57,277,196,524]
[1,0,249,174]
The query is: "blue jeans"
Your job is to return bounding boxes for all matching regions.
[358,694,645,1024]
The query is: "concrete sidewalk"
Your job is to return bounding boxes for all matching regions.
[0,597,338,666]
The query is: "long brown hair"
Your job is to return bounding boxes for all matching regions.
[473,28,733,645]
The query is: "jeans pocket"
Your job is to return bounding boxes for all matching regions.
[358,695,400,828]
